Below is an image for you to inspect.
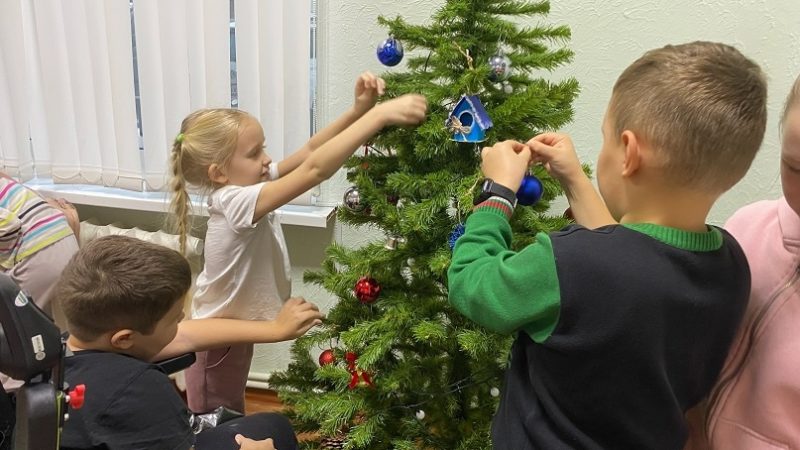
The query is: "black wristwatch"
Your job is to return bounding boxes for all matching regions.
[473,178,518,207]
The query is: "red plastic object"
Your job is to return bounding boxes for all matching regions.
[68,384,86,409]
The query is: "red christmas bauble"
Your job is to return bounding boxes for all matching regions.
[318,349,336,366]
[345,352,357,364]
[354,276,381,303]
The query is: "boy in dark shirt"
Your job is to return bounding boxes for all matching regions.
[448,41,767,449]
[58,235,322,449]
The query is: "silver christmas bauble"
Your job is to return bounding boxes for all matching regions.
[490,387,500,397]
[342,186,366,212]
[415,410,426,420]
[488,53,512,82]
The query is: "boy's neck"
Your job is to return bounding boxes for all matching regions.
[619,185,717,232]
[67,334,117,354]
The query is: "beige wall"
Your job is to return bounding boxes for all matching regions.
[82,0,800,377]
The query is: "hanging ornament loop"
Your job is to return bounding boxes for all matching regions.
[453,42,474,70]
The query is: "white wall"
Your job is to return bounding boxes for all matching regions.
[279,0,799,376]
[83,1,800,377]
[317,0,800,221]
[544,1,800,222]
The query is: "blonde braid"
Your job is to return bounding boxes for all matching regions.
[168,139,191,255]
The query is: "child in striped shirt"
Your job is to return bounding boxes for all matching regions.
[0,173,80,390]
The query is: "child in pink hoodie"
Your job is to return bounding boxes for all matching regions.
[688,73,800,448]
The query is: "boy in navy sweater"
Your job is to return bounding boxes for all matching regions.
[448,41,767,449]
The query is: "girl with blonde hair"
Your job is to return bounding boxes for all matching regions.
[169,72,427,413]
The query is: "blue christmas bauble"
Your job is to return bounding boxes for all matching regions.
[376,37,404,67]
[448,223,466,250]
[517,175,543,206]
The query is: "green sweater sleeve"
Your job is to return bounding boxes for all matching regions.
[447,205,561,342]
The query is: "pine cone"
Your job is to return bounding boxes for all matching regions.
[319,436,347,449]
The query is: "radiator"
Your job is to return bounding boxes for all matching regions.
[79,220,204,272]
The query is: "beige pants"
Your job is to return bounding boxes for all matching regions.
[1,236,79,391]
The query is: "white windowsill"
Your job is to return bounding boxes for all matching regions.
[26,180,336,228]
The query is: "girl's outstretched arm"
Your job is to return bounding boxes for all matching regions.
[251,93,427,223]
[277,72,385,176]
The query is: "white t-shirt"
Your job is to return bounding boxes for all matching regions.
[191,182,291,320]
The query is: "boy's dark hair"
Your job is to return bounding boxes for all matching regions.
[609,41,767,193]
[57,235,191,341]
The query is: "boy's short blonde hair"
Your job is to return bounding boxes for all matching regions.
[608,41,767,193]
[57,235,191,341]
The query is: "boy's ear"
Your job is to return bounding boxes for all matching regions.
[208,163,228,185]
[620,130,641,177]
[109,329,136,350]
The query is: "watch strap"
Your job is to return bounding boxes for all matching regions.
[474,179,517,207]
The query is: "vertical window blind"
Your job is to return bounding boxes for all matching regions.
[0,0,312,199]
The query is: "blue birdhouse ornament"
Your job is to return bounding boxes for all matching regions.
[445,95,494,143]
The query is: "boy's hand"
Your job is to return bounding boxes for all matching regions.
[526,133,585,186]
[480,140,532,192]
[353,71,385,115]
[373,94,428,127]
[235,434,275,450]
[275,297,324,340]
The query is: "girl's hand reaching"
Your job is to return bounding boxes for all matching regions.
[275,297,324,341]
[353,71,385,115]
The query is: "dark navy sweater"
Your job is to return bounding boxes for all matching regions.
[449,206,749,449]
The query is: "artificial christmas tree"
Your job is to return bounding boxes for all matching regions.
[270,1,580,448]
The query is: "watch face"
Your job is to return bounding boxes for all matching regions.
[474,179,493,205]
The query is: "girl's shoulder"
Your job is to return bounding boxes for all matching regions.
[208,183,268,231]
[210,183,263,208]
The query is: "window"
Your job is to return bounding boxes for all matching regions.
[0,0,317,202]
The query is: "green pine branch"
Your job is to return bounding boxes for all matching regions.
[276,1,580,447]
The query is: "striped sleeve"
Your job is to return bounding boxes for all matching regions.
[0,207,22,269]
[0,178,74,265]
